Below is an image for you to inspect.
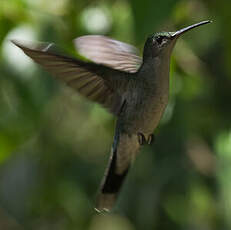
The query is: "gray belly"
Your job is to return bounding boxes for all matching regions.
[120,81,169,136]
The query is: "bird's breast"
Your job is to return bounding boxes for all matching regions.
[121,75,169,135]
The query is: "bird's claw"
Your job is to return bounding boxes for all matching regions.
[137,133,155,145]
[138,133,146,145]
[147,134,154,145]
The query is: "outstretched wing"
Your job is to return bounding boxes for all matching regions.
[12,40,129,115]
[74,35,142,73]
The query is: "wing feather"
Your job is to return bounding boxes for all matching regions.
[12,40,127,115]
[74,35,142,73]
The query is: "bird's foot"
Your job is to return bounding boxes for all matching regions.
[137,133,155,145]
[137,133,146,145]
[147,134,155,145]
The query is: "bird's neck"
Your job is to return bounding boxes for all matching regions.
[140,55,171,83]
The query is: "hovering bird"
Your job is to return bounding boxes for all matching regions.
[12,20,211,212]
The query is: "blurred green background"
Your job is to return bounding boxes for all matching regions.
[1,0,231,229]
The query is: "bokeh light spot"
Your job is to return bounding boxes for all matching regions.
[81,6,112,34]
[2,25,37,77]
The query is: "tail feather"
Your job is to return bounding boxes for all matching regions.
[95,148,130,211]
[95,193,117,212]
[102,148,129,194]
[95,132,140,212]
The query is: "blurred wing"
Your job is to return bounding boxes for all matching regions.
[74,35,142,73]
[12,40,126,115]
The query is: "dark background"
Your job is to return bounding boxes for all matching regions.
[1,0,231,229]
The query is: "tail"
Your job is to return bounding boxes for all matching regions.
[95,131,140,212]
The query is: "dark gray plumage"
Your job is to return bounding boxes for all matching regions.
[12,20,211,212]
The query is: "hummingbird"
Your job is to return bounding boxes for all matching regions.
[12,20,211,212]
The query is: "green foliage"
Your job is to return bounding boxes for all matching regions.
[0,0,231,229]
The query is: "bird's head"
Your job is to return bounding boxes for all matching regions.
[143,20,212,61]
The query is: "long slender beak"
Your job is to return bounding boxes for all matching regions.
[171,20,212,38]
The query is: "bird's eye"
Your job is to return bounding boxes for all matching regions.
[156,36,163,44]
[156,36,168,45]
